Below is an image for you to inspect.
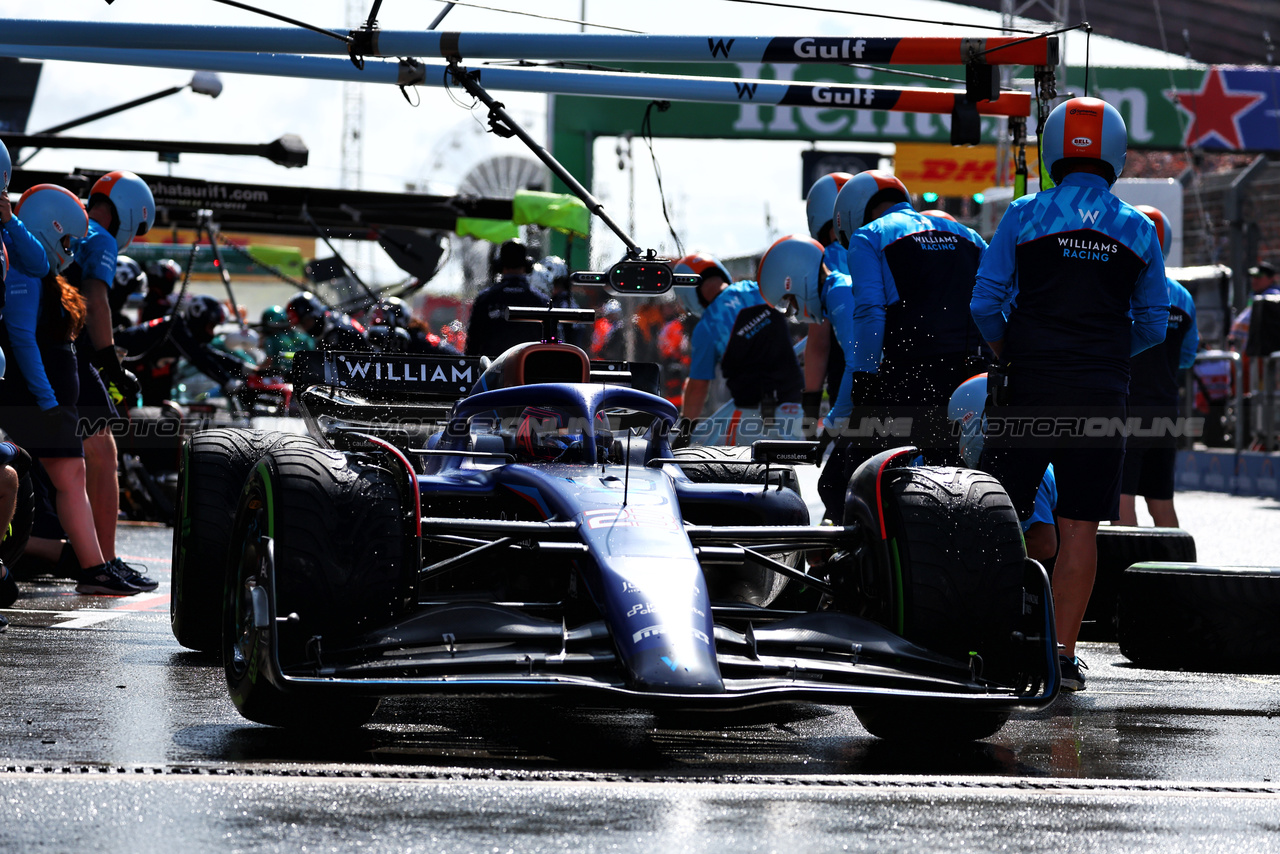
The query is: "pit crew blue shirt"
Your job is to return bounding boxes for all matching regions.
[688,280,767,381]
[827,204,988,425]
[1023,463,1058,533]
[1129,278,1198,408]
[1,215,50,281]
[971,172,1168,392]
[68,219,117,288]
[2,266,59,410]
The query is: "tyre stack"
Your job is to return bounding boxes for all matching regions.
[1080,526,1196,641]
[1117,563,1280,673]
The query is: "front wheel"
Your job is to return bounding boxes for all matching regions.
[223,445,406,728]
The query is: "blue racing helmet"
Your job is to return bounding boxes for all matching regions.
[0,139,10,193]
[14,183,89,273]
[832,170,910,248]
[804,172,852,241]
[947,373,988,468]
[756,234,826,323]
[1041,96,1127,186]
[672,252,733,317]
[89,170,155,251]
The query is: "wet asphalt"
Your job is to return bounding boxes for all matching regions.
[1,489,1278,852]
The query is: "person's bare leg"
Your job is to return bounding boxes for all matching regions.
[82,432,119,560]
[1052,517,1100,658]
[41,457,106,570]
[1145,497,1179,528]
[1117,493,1138,526]
[0,466,17,542]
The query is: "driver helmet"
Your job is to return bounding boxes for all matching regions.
[146,259,183,296]
[1136,204,1172,258]
[286,291,329,334]
[947,373,989,468]
[182,294,229,342]
[672,252,732,317]
[514,407,612,463]
[260,304,290,334]
[14,184,89,273]
[1041,96,1127,186]
[756,234,826,323]
[532,255,570,293]
[805,172,852,242]
[369,296,411,329]
[832,170,910,248]
[114,256,147,297]
[88,170,155,251]
[920,209,957,222]
[601,298,623,321]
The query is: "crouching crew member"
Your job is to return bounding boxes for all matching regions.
[675,253,803,446]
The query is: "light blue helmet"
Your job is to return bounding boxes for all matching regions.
[1041,96,1127,186]
[89,170,155,251]
[0,139,10,193]
[832,170,910,248]
[1,241,8,286]
[14,183,89,273]
[804,172,852,241]
[756,234,826,323]
[947,373,988,468]
[673,252,732,317]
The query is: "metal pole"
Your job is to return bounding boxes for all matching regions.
[0,20,1058,66]
[449,64,641,255]
[0,45,1033,117]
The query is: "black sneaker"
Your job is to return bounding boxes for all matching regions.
[0,561,17,608]
[1059,654,1088,692]
[75,562,141,596]
[111,558,158,592]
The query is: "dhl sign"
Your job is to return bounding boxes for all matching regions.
[894,143,1039,197]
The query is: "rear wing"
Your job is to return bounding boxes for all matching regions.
[291,350,664,399]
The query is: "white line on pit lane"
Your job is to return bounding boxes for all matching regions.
[51,593,170,628]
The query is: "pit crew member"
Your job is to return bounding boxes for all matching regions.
[675,252,803,446]
[1119,205,1198,528]
[466,239,550,358]
[286,291,368,353]
[970,97,1168,690]
[115,294,247,406]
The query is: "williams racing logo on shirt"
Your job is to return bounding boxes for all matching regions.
[1058,236,1120,261]
[913,232,960,251]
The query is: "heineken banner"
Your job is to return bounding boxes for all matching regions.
[551,63,1280,180]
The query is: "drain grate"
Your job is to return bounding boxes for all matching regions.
[1,764,1277,796]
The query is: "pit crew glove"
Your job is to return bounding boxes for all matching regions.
[846,371,878,410]
[90,345,141,408]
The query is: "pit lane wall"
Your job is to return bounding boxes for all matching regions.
[1177,449,1280,498]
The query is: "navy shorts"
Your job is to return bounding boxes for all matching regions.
[979,378,1127,523]
[0,342,84,459]
[74,341,121,432]
[1121,444,1177,500]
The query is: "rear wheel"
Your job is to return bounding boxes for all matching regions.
[223,444,405,728]
[672,445,799,492]
[171,428,316,652]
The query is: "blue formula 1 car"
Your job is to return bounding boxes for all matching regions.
[171,326,1059,741]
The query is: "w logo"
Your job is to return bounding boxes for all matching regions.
[708,38,735,58]
[1078,208,1101,225]
[733,81,758,100]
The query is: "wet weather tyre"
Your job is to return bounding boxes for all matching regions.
[1081,527,1197,642]
[882,466,1027,689]
[0,473,34,566]
[1117,563,1280,673]
[855,706,1010,743]
[672,445,799,492]
[223,444,404,728]
[171,428,318,652]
